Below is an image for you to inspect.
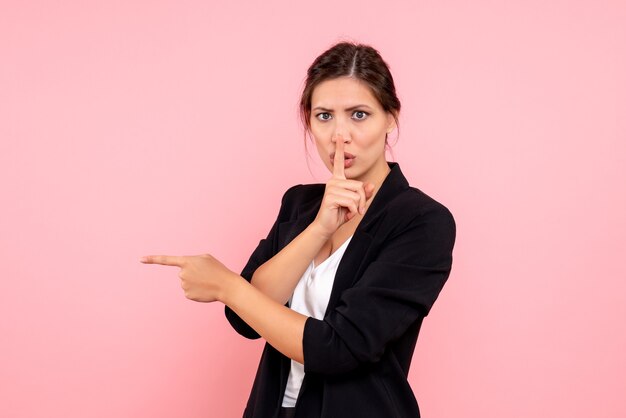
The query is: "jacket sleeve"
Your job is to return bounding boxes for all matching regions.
[224,184,301,339]
[302,203,456,374]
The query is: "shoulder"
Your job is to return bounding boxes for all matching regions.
[385,185,456,241]
[280,183,325,206]
[274,183,325,219]
[283,183,326,202]
[374,186,456,268]
[395,186,454,220]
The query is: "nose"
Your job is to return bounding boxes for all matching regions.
[332,133,351,143]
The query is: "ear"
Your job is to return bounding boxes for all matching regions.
[386,111,398,133]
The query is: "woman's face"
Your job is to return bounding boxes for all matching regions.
[309,76,396,182]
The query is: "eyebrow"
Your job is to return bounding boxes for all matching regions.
[312,104,373,112]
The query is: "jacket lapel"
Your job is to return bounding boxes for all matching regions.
[327,162,410,312]
[277,190,323,249]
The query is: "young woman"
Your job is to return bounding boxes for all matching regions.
[141,41,456,418]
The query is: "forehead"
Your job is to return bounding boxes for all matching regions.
[311,77,380,109]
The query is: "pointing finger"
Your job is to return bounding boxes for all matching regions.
[140,255,186,267]
[333,134,346,179]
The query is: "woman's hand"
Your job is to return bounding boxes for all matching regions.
[140,253,237,303]
[142,252,308,362]
[313,134,376,238]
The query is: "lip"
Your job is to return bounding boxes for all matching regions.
[330,152,356,160]
[330,154,356,169]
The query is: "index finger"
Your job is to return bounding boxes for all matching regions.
[140,255,186,267]
[333,134,346,179]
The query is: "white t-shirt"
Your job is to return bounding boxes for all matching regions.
[281,235,354,407]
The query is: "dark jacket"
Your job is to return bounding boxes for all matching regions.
[225,162,456,418]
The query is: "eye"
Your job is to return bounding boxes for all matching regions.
[315,112,332,121]
[353,110,369,120]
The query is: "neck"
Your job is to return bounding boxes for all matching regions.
[357,159,391,189]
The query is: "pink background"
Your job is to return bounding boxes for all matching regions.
[1,1,625,417]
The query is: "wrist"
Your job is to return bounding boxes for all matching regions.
[308,220,332,241]
[219,272,247,305]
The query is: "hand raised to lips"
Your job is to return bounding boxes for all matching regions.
[312,134,375,237]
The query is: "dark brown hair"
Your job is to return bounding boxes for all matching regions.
[299,41,401,160]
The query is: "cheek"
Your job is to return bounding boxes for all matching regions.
[313,139,325,155]
[311,138,333,169]
[310,126,328,148]
[312,136,328,157]
[355,131,383,149]
[309,123,327,141]
[351,135,386,159]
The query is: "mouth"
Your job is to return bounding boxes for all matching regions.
[330,152,356,169]
[330,152,356,161]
